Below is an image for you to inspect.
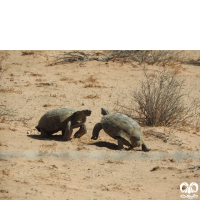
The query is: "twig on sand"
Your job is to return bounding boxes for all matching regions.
[192,165,200,173]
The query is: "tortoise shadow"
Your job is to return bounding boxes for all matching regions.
[27,134,64,141]
[185,60,200,66]
[89,141,143,151]
[89,141,118,150]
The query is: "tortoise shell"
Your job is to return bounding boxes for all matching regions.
[101,113,142,145]
[37,107,78,134]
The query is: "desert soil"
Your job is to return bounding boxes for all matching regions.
[0,50,200,200]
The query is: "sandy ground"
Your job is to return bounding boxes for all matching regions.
[0,50,200,200]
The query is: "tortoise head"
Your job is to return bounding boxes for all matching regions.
[82,109,92,116]
[101,108,110,115]
[72,109,92,121]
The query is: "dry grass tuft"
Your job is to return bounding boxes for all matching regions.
[107,160,124,164]
[60,77,75,83]
[85,74,99,83]
[84,94,100,99]
[0,142,8,147]
[21,51,35,56]
[0,189,9,193]
[1,169,10,176]
[0,116,6,123]
[81,74,105,88]
[35,78,46,82]
[30,72,44,77]
[50,94,57,97]
[0,87,22,94]
[55,72,62,75]
[84,84,105,88]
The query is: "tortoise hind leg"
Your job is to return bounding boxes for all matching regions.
[91,123,102,140]
[63,121,73,141]
[142,143,151,152]
[74,124,87,138]
[40,129,48,138]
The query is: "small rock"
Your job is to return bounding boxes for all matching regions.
[27,131,31,134]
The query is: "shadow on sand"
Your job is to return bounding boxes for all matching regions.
[27,134,64,141]
[89,141,119,150]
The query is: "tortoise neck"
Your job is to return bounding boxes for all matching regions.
[73,114,86,121]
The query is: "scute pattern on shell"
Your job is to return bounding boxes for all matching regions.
[101,113,142,145]
[38,107,77,132]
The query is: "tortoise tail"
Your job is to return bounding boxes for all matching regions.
[35,126,40,132]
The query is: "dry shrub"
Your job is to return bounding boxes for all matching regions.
[115,67,200,127]
[128,50,185,67]
[105,50,186,68]
[49,50,185,68]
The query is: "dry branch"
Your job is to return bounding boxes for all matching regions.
[192,165,200,173]
[49,50,185,67]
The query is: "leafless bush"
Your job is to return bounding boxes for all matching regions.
[49,50,185,67]
[114,68,200,127]
[0,105,17,122]
[0,105,33,123]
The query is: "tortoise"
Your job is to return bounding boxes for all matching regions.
[91,108,150,152]
[35,107,92,141]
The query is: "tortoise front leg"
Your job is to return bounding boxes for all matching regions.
[74,124,87,138]
[117,138,125,150]
[91,123,102,140]
[63,121,73,141]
